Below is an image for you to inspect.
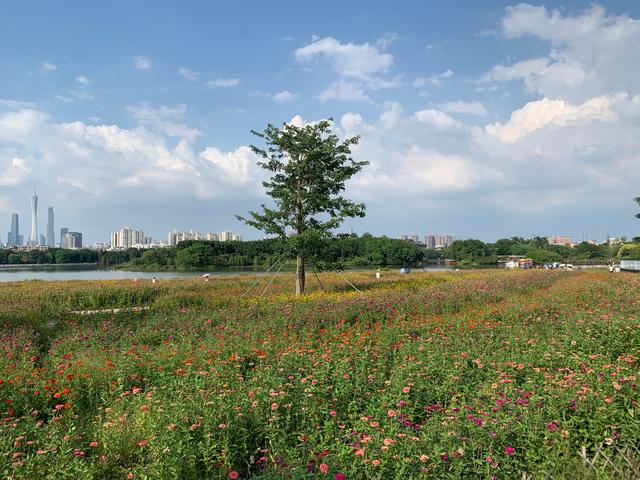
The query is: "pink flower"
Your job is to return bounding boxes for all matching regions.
[383,437,394,446]
[335,474,345,480]
[372,459,381,466]
[229,471,239,479]
[387,409,396,418]
[402,386,411,394]
[329,410,337,417]
[504,446,515,455]
[319,463,329,474]
[89,441,98,447]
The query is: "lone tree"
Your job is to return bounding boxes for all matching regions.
[635,196,640,220]
[237,119,367,295]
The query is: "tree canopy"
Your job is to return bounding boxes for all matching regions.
[237,119,367,294]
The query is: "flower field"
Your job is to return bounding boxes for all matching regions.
[1,270,639,479]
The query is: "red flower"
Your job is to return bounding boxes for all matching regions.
[335,474,345,480]
[229,472,239,479]
[320,463,329,474]
[504,446,515,455]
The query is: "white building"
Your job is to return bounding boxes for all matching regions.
[111,227,150,249]
[168,229,241,246]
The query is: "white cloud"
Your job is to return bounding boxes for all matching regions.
[0,109,49,143]
[76,76,90,85]
[126,102,201,141]
[483,4,640,101]
[414,109,463,130]
[178,67,200,81]
[133,55,151,70]
[272,90,298,103]
[319,81,371,103]
[295,36,392,80]
[206,78,240,88]
[0,157,31,186]
[414,69,453,88]
[40,61,57,72]
[376,32,398,50]
[379,102,403,130]
[440,101,488,117]
[200,146,253,185]
[485,94,621,143]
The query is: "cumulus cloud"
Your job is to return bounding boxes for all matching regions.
[0,157,31,186]
[414,109,463,130]
[133,55,151,70]
[272,90,298,103]
[295,36,392,79]
[76,76,90,85]
[0,106,262,210]
[295,36,399,101]
[485,94,622,143]
[206,78,240,88]
[482,4,640,101]
[200,146,253,185]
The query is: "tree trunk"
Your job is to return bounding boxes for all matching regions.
[295,254,305,295]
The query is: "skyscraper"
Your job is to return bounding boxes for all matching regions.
[46,206,55,247]
[60,227,69,248]
[7,213,21,246]
[30,189,38,244]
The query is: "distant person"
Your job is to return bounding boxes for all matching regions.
[375,269,381,279]
[203,273,210,282]
[152,276,157,284]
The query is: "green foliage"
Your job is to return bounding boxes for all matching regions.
[237,119,368,293]
[1,271,639,478]
[617,243,640,259]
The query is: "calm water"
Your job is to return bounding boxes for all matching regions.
[0,265,455,282]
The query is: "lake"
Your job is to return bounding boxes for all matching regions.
[0,265,455,282]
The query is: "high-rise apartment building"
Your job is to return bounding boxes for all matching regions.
[168,229,241,246]
[30,189,38,244]
[424,234,456,249]
[411,234,419,243]
[46,207,55,247]
[111,227,149,249]
[6,213,23,246]
[39,234,46,246]
[61,232,83,249]
[60,227,69,247]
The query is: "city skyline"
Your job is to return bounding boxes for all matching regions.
[1,2,640,243]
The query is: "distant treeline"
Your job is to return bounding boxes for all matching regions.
[445,236,640,265]
[123,234,426,270]
[2,235,637,269]
[0,248,100,265]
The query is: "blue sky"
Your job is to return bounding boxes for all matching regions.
[1,1,640,244]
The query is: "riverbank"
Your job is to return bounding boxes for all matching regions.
[0,262,97,269]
